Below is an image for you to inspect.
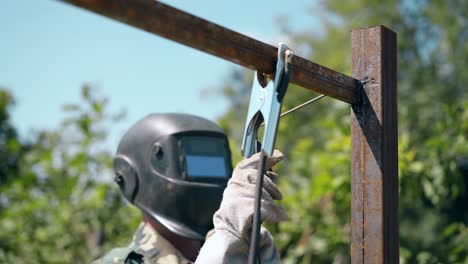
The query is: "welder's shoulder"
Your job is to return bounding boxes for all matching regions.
[91,247,145,264]
[91,246,186,264]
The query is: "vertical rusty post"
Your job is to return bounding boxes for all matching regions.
[350,26,398,263]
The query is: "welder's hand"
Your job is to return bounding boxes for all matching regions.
[214,149,288,239]
[195,150,286,264]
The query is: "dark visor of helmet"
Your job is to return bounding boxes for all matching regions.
[180,136,231,179]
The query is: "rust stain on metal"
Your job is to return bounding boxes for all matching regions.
[351,26,398,264]
[58,0,359,104]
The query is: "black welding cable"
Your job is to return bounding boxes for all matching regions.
[248,151,267,264]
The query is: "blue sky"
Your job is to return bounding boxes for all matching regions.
[1,0,319,149]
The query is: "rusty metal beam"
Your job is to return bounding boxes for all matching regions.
[57,0,359,104]
[351,26,399,263]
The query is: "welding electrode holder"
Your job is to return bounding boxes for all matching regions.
[242,43,293,264]
[242,43,292,158]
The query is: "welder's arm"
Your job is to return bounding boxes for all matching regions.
[195,150,287,264]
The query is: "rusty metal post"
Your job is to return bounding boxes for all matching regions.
[351,26,398,263]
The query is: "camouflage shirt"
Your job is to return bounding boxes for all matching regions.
[92,222,192,264]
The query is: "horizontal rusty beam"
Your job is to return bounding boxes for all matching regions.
[58,0,359,104]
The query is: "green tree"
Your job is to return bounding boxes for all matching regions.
[0,89,24,192]
[0,86,140,263]
[216,0,468,262]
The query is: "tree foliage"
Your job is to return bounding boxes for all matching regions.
[0,86,140,263]
[0,89,24,190]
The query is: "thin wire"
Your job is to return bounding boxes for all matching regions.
[280,94,326,117]
[260,94,326,127]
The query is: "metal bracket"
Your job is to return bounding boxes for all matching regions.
[242,43,293,158]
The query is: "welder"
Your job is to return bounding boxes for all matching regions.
[93,113,286,264]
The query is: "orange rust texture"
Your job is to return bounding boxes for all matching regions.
[351,26,398,264]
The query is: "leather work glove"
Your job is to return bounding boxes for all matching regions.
[195,150,287,264]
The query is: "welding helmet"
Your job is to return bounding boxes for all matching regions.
[113,113,232,240]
